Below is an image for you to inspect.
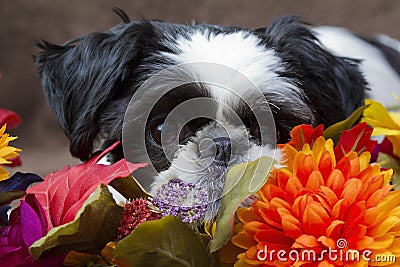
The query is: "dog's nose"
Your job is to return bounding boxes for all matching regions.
[213,137,231,166]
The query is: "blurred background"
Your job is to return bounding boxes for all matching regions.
[1,0,400,177]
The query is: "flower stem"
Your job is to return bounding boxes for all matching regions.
[97,250,113,266]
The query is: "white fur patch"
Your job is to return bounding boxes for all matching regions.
[161,29,299,107]
[96,154,112,165]
[314,26,400,107]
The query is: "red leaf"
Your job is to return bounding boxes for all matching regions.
[0,108,22,129]
[281,124,324,150]
[334,122,377,160]
[27,141,147,230]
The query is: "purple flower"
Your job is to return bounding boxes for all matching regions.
[0,194,64,266]
[371,137,400,162]
[152,179,208,223]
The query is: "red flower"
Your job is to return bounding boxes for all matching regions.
[334,122,377,161]
[117,198,161,240]
[281,124,324,151]
[0,108,22,130]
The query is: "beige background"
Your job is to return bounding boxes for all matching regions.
[1,0,399,176]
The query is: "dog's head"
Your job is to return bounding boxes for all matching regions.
[35,10,366,219]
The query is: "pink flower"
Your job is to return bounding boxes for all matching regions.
[0,194,64,266]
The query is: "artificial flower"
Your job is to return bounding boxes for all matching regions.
[0,108,23,130]
[117,198,161,240]
[152,178,208,223]
[333,122,377,161]
[281,124,324,151]
[231,124,399,266]
[0,194,64,266]
[0,124,21,181]
[27,141,146,230]
[62,242,116,267]
[0,108,23,168]
[371,137,399,162]
[362,99,400,159]
[0,172,43,225]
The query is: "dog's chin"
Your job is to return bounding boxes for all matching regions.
[152,143,277,221]
[150,122,278,221]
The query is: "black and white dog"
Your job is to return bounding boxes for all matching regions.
[35,10,400,219]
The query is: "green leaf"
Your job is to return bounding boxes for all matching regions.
[109,175,150,200]
[0,190,26,206]
[378,153,400,190]
[323,104,370,144]
[113,216,211,267]
[208,156,276,253]
[30,184,123,259]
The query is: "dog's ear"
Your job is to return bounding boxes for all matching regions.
[255,16,367,136]
[35,19,154,161]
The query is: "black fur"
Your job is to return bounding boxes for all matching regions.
[35,13,367,162]
[255,16,367,142]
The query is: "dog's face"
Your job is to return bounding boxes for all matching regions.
[35,13,366,220]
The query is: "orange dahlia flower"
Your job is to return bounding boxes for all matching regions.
[232,124,400,267]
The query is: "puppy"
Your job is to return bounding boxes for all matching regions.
[34,10,400,219]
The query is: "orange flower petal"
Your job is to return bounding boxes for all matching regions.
[281,213,303,239]
[326,220,345,238]
[318,151,334,181]
[364,207,380,226]
[302,202,330,236]
[232,231,258,249]
[336,156,351,180]
[317,260,336,267]
[388,238,400,256]
[294,153,318,185]
[368,216,400,237]
[366,187,390,209]
[237,207,263,224]
[293,234,318,248]
[369,235,395,250]
[355,235,374,250]
[317,236,336,248]
[286,176,304,197]
[292,195,313,218]
[341,178,363,204]
[253,229,294,246]
[281,144,300,172]
[319,186,339,207]
[376,190,400,223]
[326,169,345,197]
[306,171,324,191]
[332,199,348,221]
[243,221,271,234]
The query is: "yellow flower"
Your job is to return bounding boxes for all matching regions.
[232,133,400,266]
[0,124,21,181]
[362,99,400,158]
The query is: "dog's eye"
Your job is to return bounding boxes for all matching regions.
[149,121,179,147]
[150,123,163,146]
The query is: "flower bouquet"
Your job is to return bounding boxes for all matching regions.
[1,98,400,267]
